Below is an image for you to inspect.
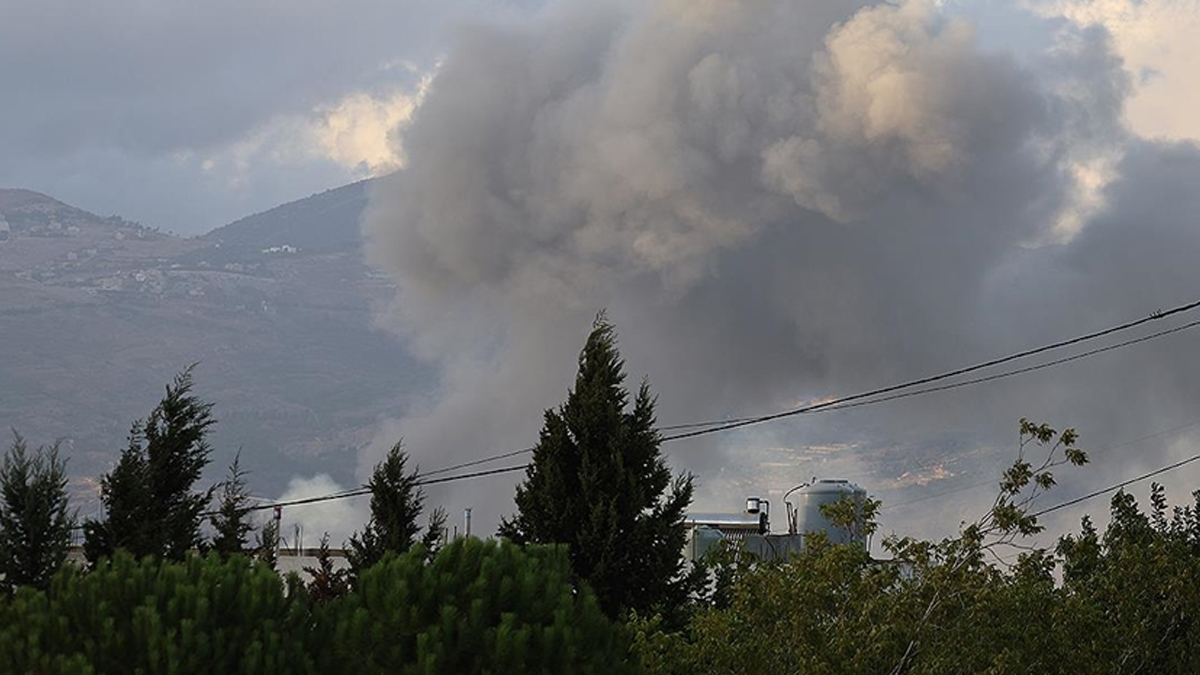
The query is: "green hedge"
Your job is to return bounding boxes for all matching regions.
[0,539,633,675]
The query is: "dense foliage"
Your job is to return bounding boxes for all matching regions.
[314,537,634,674]
[210,453,255,557]
[633,421,1200,675]
[0,552,311,675]
[347,441,446,576]
[0,540,633,675]
[499,315,696,620]
[0,433,74,592]
[83,367,216,562]
[6,346,1200,674]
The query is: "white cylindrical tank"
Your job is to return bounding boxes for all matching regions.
[792,479,868,545]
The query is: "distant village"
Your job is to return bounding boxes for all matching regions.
[0,207,305,305]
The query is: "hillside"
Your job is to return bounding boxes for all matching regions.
[201,179,373,254]
[0,185,425,509]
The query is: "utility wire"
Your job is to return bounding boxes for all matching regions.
[661,299,1200,442]
[659,417,754,431]
[199,464,529,517]
[419,447,536,478]
[201,298,1200,517]
[425,300,1200,476]
[826,319,1200,414]
[1032,453,1200,519]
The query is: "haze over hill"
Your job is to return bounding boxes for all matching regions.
[0,183,429,517]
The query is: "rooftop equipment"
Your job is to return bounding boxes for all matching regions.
[784,478,868,546]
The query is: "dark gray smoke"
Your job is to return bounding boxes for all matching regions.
[362,0,1200,542]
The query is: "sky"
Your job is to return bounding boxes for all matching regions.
[0,0,535,235]
[7,0,1200,547]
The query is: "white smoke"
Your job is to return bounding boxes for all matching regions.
[361,0,1200,542]
[275,474,368,547]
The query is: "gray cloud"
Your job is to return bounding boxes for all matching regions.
[362,0,1196,543]
[0,0,535,233]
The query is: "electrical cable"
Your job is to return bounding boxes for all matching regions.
[821,319,1200,414]
[661,300,1200,442]
[198,464,530,517]
[418,447,536,478]
[417,301,1200,478]
[197,298,1200,517]
[1031,453,1200,519]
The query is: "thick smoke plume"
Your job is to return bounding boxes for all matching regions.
[363,0,1200,541]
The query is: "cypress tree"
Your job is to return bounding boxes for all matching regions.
[254,517,280,571]
[211,452,254,557]
[84,366,215,562]
[304,533,350,602]
[499,314,695,619]
[0,433,75,592]
[346,441,446,574]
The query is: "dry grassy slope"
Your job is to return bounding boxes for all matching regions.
[0,187,427,509]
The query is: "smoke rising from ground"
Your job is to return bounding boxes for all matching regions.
[362,0,1200,541]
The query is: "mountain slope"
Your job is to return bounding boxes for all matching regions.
[0,183,423,509]
[201,179,373,254]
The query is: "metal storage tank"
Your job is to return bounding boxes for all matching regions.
[790,479,868,546]
[682,512,767,562]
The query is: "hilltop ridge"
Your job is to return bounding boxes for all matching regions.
[202,179,374,254]
[0,181,422,508]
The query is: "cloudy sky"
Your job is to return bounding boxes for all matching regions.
[8,0,1200,545]
[0,0,538,234]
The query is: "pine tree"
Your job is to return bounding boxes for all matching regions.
[346,441,446,574]
[83,366,215,562]
[304,532,350,602]
[498,314,695,619]
[254,516,280,571]
[0,433,75,591]
[210,452,254,557]
[317,538,635,675]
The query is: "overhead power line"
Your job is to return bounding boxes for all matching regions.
[199,464,530,517]
[419,447,535,479]
[661,299,1200,442]
[825,319,1200,414]
[426,298,1200,476]
[1032,453,1200,519]
[212,297,1200,517]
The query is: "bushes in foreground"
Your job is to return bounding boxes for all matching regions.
[0,538,633,675]
[633,485,1200,675]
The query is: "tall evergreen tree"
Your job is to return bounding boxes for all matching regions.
[346,441,446,574]
[498,314,695,619]
[254,516,281,571]
[304,532,350,602]
[210,452,254,557]
[83,366,215,562]
[0,433,75,591]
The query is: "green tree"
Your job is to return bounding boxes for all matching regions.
[254,516,280,571]
[346,441,446,575]
[210,452,254,557]
[499,314,695,619]
[315,538,635,675]
[0,433,75,592]
[0,552,312,674]
[304,532,350,602]
[83,367,216,562]
[1056,484,1200,674]
[634,419,1092,675]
